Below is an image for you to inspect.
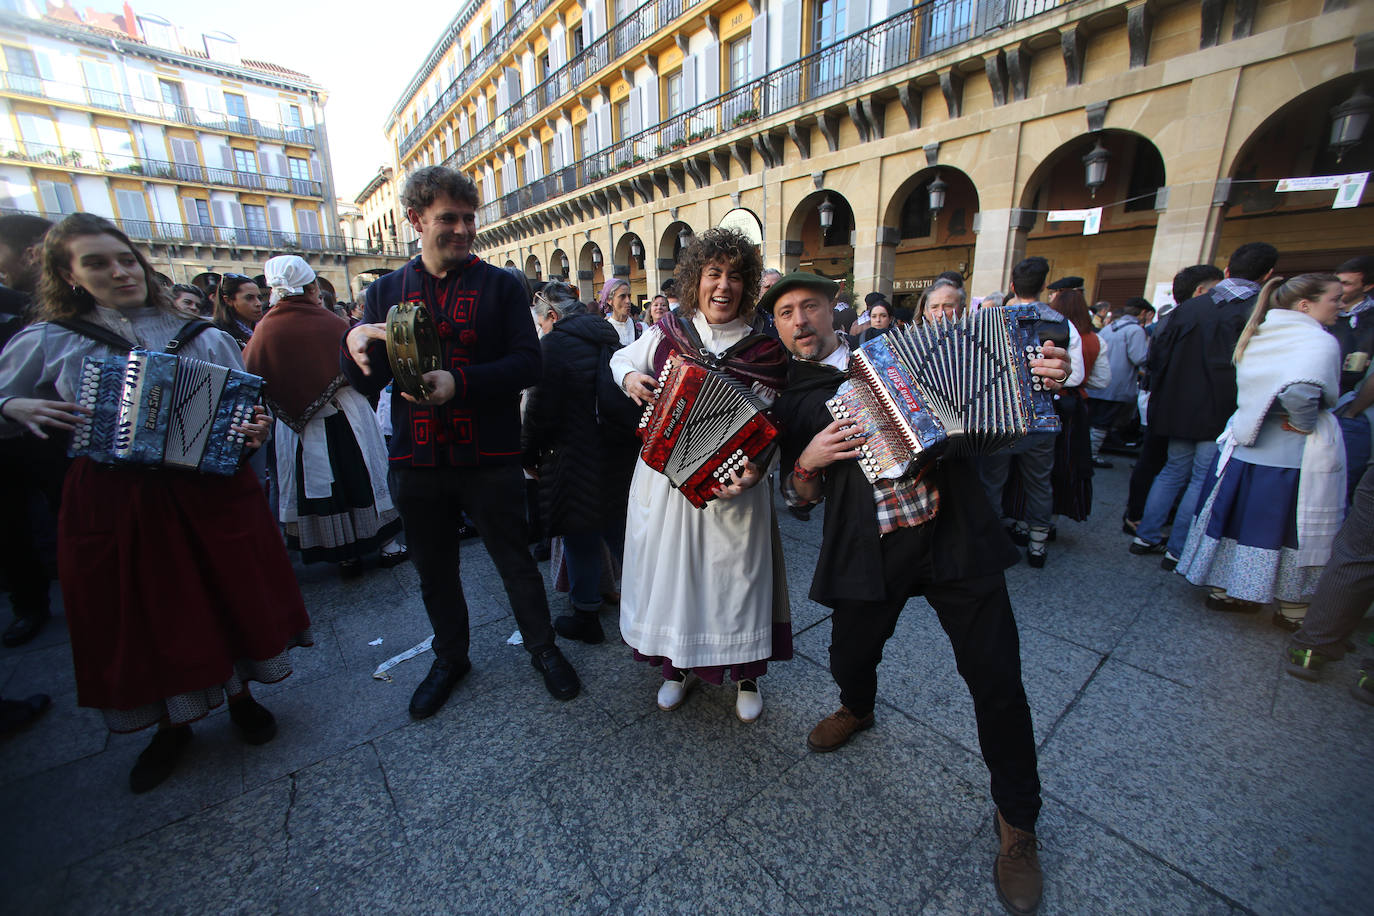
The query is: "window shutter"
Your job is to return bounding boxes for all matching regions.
[682,56,698,109]
[750,19,767,80]
[701,43,720,100]
[628,87,642,137]
[781,1,802,60]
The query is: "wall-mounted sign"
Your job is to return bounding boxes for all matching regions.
[893,278,938,292]
[1047,207,1102,235]
[1275,172,1368,209]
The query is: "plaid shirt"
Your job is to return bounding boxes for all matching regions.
[1210,277,1260,304]
[782,340,940,534]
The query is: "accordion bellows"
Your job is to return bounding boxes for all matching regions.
[637,355,778,509]
[70,351,263,475]
[829,304,1063,483]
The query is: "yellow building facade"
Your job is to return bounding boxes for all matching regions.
[0,6,409,296]
[386,0,1374,311]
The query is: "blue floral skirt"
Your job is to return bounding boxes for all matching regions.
[1176,455,1322,603]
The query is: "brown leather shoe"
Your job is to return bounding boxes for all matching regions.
[993,809,1042,915]
[806,706,874,752]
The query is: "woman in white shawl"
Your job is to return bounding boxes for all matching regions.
[243,256,404,578]
[1176,274,1346,630]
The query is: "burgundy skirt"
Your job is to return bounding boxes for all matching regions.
[59,459,312,731]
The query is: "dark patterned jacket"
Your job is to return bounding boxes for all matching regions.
[340,255,539,468]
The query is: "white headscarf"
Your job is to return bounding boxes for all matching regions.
[264,255,316,305]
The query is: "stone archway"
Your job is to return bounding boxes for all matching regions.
[524,253,542,280]
[1018,130,1166,306]
[879,167,980,313]
[613,231,648,303]
[578,240,605,303]
[549,247,570,281]
[1215,76,1374,278]
[785,190,856,297]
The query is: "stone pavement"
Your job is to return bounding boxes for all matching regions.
[1,463,1370,915]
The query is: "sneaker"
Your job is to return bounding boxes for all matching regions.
[656,671,698,711]
[129,724,193,794]
[1160,551,1179,572]
[228,697,277,745]
[1129,537,1165,555]
[1284,647,1329,682]
[993,809,1043,916]
[735,679,763,723]
[1352,659,1374,707]
[531,645,580,701]
[806,706,875,752]
[553,610,605,645]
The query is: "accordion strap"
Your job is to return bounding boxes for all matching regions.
[54,316,214,354]
[51,318,137,351]
[165,319,213,353]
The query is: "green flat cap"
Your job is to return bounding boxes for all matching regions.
[757,271,839,314]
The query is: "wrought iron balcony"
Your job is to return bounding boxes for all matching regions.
[0,141,323,197]
[476,0,1065,226]
[0,206,411,258]
[0,71,318,146]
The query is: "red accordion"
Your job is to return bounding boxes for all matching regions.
[636,355,778,508]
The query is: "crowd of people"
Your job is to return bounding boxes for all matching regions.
[0,162,1370,915]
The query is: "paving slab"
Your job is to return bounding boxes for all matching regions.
[533,710,797,899]
[1037,658,1372,915]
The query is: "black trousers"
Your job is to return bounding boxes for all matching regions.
[0,436,68,617]
[392,464,554,664]
[828,523,1042,832]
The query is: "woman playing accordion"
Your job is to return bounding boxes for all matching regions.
[0,214,311,794]
[610,227,791,723]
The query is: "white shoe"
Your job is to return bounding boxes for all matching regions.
[735,679,763,723]
[656,673,696,711]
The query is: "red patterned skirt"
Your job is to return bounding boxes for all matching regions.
[59,459,312,732]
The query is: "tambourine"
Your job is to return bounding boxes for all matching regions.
[385,301,441,399]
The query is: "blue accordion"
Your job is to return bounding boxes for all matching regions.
[69,350,263,476]
[827,304,1063,482]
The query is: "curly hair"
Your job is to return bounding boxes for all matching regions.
[401,165,480,213]
[37,213,172,322]
[673,226,763,321]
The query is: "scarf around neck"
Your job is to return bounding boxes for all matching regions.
[242,295,352,431]
[1231,308,1340,447]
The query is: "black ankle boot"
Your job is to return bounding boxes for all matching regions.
[129,724,193,794]
[554,610,605,645]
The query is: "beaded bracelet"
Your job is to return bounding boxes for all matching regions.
[792,461,821,483]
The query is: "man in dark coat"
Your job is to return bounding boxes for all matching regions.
[0,212,64,648]
[342,166,579,717]
[767,272,1072,916]
[522,293,640,644]
[1131,242,1277,568]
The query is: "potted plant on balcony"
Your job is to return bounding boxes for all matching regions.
[732,108,760,127]
[670,137,687,150]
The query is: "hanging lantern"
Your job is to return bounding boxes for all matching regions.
[927,172,948,214]
[1330,85,1373,163]
[560,254,569,276]
[1082,138,1111,198]
[678,227,692,250]
[591,248,602,267]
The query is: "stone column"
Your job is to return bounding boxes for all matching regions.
[1143,180,1226,302]
[969,208,1031,295]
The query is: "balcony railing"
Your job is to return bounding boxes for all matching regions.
[0,141,323,197]
[441,0,709,171]
[477,0,1065,226]
[0,206,411,258]
[0,71,318,146]
[397,0,556,158]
